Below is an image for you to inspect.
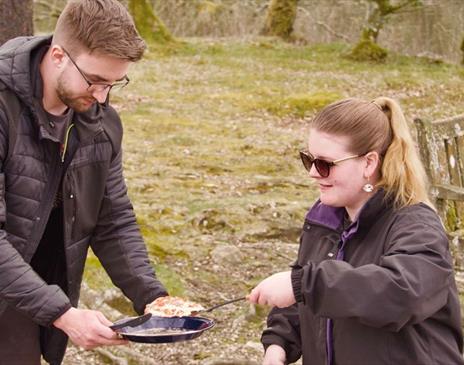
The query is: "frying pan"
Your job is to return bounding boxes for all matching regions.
[113,315,215,343]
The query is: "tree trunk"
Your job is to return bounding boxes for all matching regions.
[361,0,422,43]
[128,0,173,44]
[350,0,421,62]
[461,37,464,65]
[0,0,33,45]
[261,0,298,40]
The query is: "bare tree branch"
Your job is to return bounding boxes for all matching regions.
[315,21,350,42]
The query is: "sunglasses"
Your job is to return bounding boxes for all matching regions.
[299,150,361,177]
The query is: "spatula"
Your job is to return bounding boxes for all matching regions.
[191,296,246,316]
[110,313,152,331]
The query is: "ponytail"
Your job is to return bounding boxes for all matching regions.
[372,97,434,209]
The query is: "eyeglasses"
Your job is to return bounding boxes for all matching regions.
[299,150,361,178]
[61,47,130,93]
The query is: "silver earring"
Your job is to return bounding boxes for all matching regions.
[363,183,374,193]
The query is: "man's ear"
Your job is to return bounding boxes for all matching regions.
[49,45,66,68]
[364,151,380,178]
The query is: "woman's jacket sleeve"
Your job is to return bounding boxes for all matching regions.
[294,207,453,331]
[261,304,302,363]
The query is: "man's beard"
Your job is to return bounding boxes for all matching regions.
[56,75,97,113]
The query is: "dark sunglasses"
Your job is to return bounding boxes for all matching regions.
[299,150,361,178]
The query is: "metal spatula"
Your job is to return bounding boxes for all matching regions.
[110,313,152,331]
[191,296,246,316]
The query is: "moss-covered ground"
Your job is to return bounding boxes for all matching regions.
[67,37,464,364]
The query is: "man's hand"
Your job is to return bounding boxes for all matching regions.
[263,344,286,365]
[53,307,128,350]
[248,271,295,308]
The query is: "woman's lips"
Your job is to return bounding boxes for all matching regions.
[319,183,332,190]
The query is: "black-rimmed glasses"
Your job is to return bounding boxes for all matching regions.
[299,150,361,178]
[61,47,130,93]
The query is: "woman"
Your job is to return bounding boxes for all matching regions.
[248,97,464,365]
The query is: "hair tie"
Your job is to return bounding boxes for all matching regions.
[371,100,383,111]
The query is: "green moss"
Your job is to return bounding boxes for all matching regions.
[258,91,341,118]
[362,27,377,43]
[83,251,111,290]
[461,37,464,65]
[246,304,271,324]
[204,44,226,56]
[261,0,299,40]
[138,225,169,260]
[136,215,190,260]
[347,39,388,63]
[105,295,134,315]
[128,0,174,45]
[95,353,114,365]
[193,352,210,360]
[445,201,459,232]
[155,264,186,297]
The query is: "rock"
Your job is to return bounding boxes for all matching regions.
[191,208,233,232]
[245,341,264,353]
[203,359,260,365]
[211,244,243,265]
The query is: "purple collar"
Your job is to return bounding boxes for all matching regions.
[305,200,346,231]
[305,189,388,233]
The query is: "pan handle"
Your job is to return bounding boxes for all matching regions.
[191,296,247,315]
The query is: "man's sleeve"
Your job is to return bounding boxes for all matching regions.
[90,148,168,314]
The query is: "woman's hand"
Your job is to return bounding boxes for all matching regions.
[53,307,128,350]
[248,271,295,308]
[263,344,286,365]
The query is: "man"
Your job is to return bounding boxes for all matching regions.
[0,0,168,363]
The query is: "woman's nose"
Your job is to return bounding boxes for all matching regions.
[309,163,321,178]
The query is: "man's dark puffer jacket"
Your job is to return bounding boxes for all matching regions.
[0,36,167,363]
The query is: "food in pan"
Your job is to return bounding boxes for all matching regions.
[145,296,205,317]
[132,327,192,336]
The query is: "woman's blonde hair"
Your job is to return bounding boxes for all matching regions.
[310,97,433,209]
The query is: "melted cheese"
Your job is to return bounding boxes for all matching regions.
[145,296,205,317]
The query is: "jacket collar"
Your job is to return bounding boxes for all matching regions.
[306,189,391,232]
[0,36,50,110]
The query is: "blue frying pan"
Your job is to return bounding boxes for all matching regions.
[113,316,215,343]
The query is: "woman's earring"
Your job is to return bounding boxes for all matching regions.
[363,180,374,193]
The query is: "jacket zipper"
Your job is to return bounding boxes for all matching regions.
[61,123,75,163]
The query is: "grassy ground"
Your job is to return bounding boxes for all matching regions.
[67,37,464,364]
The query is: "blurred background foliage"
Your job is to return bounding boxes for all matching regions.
[29,0,464,64]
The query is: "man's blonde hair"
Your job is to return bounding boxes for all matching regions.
[52,0,146,61]
[311,97,433,210]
